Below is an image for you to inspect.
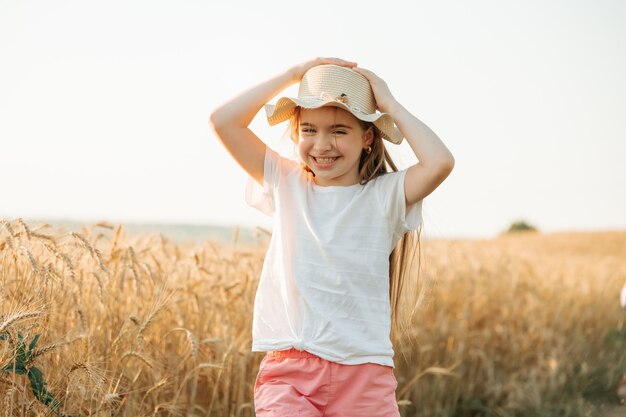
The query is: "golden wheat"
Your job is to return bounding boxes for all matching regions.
[0,219,624,416]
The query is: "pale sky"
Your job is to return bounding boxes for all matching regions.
[1,0,624,239]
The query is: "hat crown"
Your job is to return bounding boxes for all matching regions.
[297,65,377,115]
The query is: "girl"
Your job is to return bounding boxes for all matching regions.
[209,57,454,417]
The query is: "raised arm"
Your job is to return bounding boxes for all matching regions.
[352,66,455,206]
[209,57,358,186]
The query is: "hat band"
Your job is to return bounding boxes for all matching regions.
[313,92,371,115]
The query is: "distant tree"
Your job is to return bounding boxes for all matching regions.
[507,220,537,233]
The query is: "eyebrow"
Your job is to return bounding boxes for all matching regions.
[300,123,353,129]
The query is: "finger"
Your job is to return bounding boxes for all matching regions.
[328,57,355,62]
[353,66,375,77]
[323,57,357,67]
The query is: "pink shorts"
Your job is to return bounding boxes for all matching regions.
[253,347,400,417]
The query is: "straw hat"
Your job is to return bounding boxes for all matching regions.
[264,64,404,144]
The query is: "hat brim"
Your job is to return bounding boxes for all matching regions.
[264,97,404,145]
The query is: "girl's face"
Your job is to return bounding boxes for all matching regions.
[298,106,373,187]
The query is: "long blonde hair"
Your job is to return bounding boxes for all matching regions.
[288,107,425,339]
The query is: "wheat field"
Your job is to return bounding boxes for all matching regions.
[0,218,624,416]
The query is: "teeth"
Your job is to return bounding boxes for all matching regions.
[315,157,338,164]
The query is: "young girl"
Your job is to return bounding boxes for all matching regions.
[209,57,454,417]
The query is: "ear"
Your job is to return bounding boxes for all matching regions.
[363,126,374,147]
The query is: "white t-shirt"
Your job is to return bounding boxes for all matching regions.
[245,146,423,367]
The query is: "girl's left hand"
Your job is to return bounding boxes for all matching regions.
[352,66,399,114]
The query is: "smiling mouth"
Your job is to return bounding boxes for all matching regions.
[313,156,340,164]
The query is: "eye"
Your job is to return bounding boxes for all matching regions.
[301,128,316,134]
[333,130,347,135]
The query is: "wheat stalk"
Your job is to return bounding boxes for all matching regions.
[165,328,198,359]
[0,310,44,334]
[15,218,32,241]
[127,246,140,296]
[69,231,110,276]
[18,246,38,275]
[31,339,71,361]
[120,351,154,369]
[139,378,168,408]
[3,387,17,417]
[138,287,175,336]
[0,219,16,239]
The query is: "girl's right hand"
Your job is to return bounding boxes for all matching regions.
[288,57,358,82]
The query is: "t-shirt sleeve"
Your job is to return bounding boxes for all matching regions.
[244,146,281,216]
[374,168,424,246]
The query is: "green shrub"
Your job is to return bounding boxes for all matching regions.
[507,220,537,233]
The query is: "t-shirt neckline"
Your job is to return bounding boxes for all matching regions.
[310,177,363,193]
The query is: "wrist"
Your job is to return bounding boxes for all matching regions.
[284,66,300,84]
[381,99,403,116]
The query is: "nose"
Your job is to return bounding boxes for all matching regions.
[313,133,335,152]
